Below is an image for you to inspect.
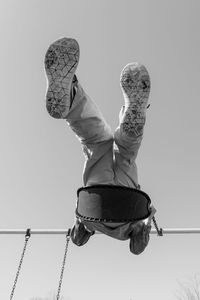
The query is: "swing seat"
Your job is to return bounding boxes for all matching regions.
[76,185,152,223]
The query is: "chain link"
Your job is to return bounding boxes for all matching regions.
[152,216,163,236]
[10,229,31,300]
[56,229,71,300]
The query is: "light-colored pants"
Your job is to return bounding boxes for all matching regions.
[66,82,144,189]
[66,82,147,239]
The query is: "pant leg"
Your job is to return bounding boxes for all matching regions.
[113,105,145,188]
[66,82,115,186]
[85,111,145,240]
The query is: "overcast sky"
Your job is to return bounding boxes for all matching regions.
[1,0,200,299]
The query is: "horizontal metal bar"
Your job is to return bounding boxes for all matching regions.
[0,228,200,235]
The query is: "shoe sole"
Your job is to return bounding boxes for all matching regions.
[44,37,80,118]
[120,63,151,137]
[120,62,150,104]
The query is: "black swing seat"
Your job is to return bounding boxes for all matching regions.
[76,185,152,223]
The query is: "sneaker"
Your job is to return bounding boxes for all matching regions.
[44,37,80,118]
[120,63,150,137]
[129,221,151,255]
[71,219,94,246]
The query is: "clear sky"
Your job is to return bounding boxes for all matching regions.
[1,0,200,299]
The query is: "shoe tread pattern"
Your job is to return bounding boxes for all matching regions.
[45,38,79,118]
[120,63,150,137]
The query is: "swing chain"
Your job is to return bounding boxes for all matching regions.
[10,229,31,300]
[152,216,163,236]
[56,228,71,300]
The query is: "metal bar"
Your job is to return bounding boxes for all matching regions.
[0,228,200,235]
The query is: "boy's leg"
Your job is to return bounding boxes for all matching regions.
[66,81,115,186]
[45,37,114,186]
[45,37,115,246]
[111,62,151,254]
[114,63,151,188]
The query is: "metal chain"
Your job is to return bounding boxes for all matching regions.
[10,229,31,300]
[56,229,71,300]
[152,216,163,236]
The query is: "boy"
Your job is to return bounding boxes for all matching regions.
[44,37,152,255]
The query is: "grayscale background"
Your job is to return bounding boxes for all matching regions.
[1,0,200,299]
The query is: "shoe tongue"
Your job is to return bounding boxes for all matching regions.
[70,86,76,103]
[70,75,78,103]
[72,74,78,83]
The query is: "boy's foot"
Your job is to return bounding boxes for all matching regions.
[129,221,151,255]
[44,37,80,118]
[71,219,94,246]
[120,63,150,137]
